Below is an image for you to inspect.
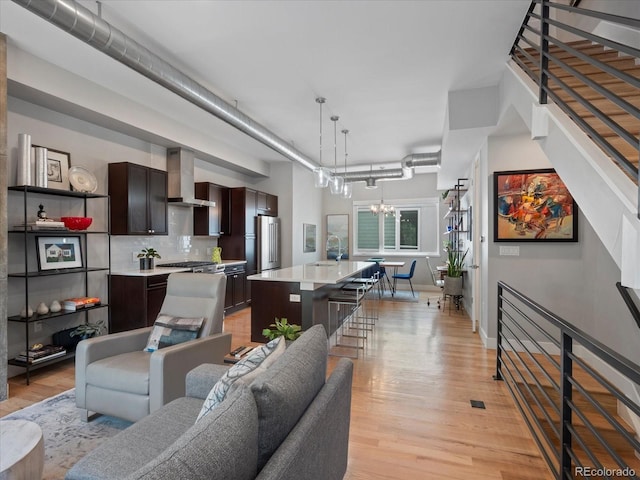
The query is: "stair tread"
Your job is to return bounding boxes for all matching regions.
[515,38,639,185]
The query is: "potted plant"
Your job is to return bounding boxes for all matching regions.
[70,320,105,339]
[444,242,468,296]
[262,318,302,342]
[137,247,161,270]
[56,320,106,350]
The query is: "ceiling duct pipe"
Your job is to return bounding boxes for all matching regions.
[402,151,441,169]
[12,0,319,172]
[342,168,404,183]
[341,150,441,184]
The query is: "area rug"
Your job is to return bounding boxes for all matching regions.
[2,389,131,479]
[380,290,420,302]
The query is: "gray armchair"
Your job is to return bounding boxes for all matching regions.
[76,272,231,422]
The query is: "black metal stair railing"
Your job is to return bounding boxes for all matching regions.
[510,0,640,219]
[617,282,640,331]
[496,281,640,480]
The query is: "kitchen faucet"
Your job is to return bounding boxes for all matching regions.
[326,235,343,262]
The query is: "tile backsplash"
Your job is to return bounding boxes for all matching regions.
[110,205,219,271]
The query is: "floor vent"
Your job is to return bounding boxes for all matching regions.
[470,400,486,409]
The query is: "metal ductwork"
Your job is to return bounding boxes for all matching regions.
[341,151,441,185]
[12,0,319,172]
[402,152,441,169]
[13,0,442,184]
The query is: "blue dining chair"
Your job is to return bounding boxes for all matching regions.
[392,259,417,297]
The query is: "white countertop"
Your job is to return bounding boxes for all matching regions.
[248,261,373,285]
[111,259,247,277]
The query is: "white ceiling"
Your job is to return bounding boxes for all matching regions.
[2,0,531,184]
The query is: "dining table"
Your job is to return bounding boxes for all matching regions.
[379,261,406,296]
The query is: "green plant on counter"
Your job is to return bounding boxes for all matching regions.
[70,320,105,338]
[137,247,161,259]
[262,318,302,341]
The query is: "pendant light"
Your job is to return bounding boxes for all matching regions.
[341,129,352,199]
[313,97,330,188]
[329,115,344,195]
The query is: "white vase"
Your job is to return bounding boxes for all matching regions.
[36,302,49,315]
[20,306,34,318]
[16,133,32,186]
[50,300,62,313]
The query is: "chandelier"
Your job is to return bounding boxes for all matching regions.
[370,180,394,216]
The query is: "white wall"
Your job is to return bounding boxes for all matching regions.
[484,132,640,365]
[291,162,324,266]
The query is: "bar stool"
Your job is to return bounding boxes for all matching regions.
[345,271,380,328]
[327,284,367,358]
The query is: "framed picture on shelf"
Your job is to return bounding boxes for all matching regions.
[40,147,71,191]
[493,168,578,242]
[326,214,349,260]
[36,235,83,271]
[303,223,316,253]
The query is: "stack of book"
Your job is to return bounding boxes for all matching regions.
[62,296,101,311]
[15,344,67,364]
[13,219,67,231]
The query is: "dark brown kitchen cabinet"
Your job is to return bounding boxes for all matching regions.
[109,162,168,235]
[218,187,277,313]
[193,182,226,236]
[224,264,247,314]
[257,191,278,216]
[225,187,256,236]
[109,274,169,333]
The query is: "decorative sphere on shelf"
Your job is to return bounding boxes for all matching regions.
[20,306,34,318]
[49,300,62,313]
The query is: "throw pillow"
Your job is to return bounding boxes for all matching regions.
[196,336,286,421]
[144,314,205,352]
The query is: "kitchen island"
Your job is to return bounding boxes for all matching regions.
[247,261,373,342]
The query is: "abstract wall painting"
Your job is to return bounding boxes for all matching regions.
[494,168,578,242]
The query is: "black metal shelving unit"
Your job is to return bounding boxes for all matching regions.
[7,186,111,384]
[443,178,469,253]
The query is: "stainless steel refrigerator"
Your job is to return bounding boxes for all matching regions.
[257,216,281,272]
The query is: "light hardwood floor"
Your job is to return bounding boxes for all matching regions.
[0,291,552,479]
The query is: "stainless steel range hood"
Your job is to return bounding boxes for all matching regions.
[167,148,216,208]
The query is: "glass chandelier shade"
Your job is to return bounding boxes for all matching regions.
[341,182,353,199]
[314,167,330,188]
[329,115,343,195]
[341,129,352,199]
[329,175,344,195]
[314,97,329,188]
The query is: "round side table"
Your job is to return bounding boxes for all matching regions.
[0,419,44,480]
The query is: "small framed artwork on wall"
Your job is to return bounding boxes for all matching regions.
[326,214,349,259]
[303,223,316,253]
[494,168,578,242]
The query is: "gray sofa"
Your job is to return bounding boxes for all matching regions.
[66,324,354,480]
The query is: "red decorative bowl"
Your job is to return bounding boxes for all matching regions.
[61,217,93,230]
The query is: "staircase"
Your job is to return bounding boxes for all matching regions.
[500,5,640,476]
[496,282,640,480]
[506,0,640,291]
[513,39,639,183]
